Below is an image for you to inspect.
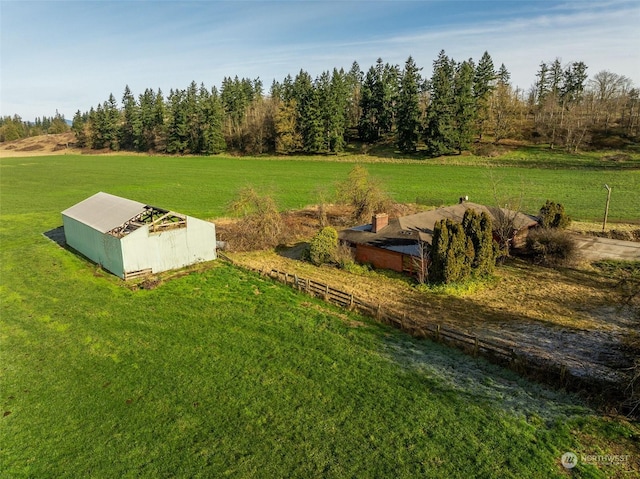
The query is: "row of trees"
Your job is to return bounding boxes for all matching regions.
[4,52,638,154]
[0,111,69,142]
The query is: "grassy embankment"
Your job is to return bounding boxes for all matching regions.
[1,151,639,477]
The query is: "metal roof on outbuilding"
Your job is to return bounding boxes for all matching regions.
[61,192,146,234]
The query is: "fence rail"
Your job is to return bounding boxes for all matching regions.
[261,266,516,363]
[219,252,517,362]
[217,252,633,415]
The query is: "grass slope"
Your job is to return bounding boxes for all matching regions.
[2,254,637,478]
[1,152,639,477]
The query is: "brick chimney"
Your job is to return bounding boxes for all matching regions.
[372,213,389,233]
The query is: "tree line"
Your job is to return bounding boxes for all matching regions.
[0,111,69,142]
[3,51,638,154]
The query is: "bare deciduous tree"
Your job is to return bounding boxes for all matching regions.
[336,165,392,223]
[227,187,285,251]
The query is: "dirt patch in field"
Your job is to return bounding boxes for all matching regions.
[0,132,80,157]
[569,221,640,243]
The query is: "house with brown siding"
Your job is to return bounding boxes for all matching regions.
[339,201,538,275]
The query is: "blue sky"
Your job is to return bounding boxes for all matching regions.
[1,0,639,121]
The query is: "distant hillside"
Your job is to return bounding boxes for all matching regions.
[0,132,79,157]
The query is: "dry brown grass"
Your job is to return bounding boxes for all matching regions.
[0,132,79,157]
[570,221,637,233]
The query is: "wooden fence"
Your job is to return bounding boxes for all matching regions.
[266,267,516,362]
[217,252,633,415]
[217,252,516,364]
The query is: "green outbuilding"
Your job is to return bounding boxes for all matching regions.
[62,192,216,279]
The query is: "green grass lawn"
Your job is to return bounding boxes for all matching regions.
[1,152,639,477]
[0,151,638,222]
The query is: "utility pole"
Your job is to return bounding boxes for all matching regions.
[602,184,612,232]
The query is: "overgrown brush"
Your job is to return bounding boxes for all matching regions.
[227,187,285,251]
[526,228,577,266]
[336,165,392,223]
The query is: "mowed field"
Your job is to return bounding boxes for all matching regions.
[0,151,638,222]
[1,151,639,477]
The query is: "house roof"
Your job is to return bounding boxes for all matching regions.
[339,202,538,256]
[62,192,147,233]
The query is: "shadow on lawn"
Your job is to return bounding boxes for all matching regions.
[43,225,66,247]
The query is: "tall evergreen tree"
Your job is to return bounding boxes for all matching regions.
[358,65,380,143]
[473,51,495,140]
[358,58,398,143]
[379,61,399,136]
[453,59,476,153]
[200,86,226,154]
[326,68,349,152]
[166,89,188,153]
[549,58,563,98]
[292,70,323,153]
[120,85,139,150]
[424,50,456,156]
[496,63,510,85]
[561,61,588,105]
[104,93,120,150]
[153,88,167,151]
[185,81,202,153]
[138,88,156,151]
[396,56,421,153]
[71,110,87,147]
[345,61,363,132]
[534,61,550,105]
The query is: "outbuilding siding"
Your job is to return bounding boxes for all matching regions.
[121,217,216,276]
[62,215,124,277]
[62,192,216,279]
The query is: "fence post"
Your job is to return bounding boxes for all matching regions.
[294,274,299,290]
[377,303,381,320]
[436,324,440,341]
[306,278,310,293]
[324,283,329,300]
[349,293,354,309]
[474,337,479,357]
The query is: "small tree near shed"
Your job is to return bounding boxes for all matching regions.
[309,227,339,265]
[430,219,472,284]
[337,165,392,223]
[228,187,285,251]
[462,209,495,277]
[538,200,571,229]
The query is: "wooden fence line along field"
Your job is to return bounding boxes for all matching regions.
[217,253,631,412]
[267,268,516,362]
[217,252,516,364]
